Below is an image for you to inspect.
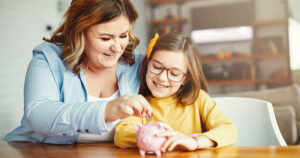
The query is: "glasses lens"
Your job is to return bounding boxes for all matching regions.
[148,60,185,82]
[168,69,184,82]
[148,61,163,74]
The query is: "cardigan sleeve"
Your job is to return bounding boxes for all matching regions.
[198,91,238,147]
[24,45,112,137]
[114,116,143,148]
[24,44,145,140]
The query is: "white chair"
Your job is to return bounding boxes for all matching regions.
[213,97,287,146]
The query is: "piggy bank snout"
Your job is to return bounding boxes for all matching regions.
[142,137,152,144]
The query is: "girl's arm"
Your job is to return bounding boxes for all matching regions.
[157,91,237,151]
[197,91,238,148]
[114,116,142,148]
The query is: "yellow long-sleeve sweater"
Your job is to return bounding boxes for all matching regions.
[114,90,238,148]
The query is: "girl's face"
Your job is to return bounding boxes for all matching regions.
[146,50,188,98]
[84,15,130,69]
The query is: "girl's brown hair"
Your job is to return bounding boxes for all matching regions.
[139,33,208,105]
[44,0,139,74]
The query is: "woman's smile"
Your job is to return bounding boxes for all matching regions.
[103,52,117,58]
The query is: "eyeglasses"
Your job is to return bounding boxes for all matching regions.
[148,60,187,82]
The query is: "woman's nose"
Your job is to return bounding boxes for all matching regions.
[111,40,122,52]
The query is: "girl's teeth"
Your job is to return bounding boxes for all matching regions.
[154,81,168,88]
[158,84,165,88]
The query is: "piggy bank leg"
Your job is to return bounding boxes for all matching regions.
[154,150,161,156]
[139,150,146,156]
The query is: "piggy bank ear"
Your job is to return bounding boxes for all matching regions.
[134,123,143,131]
[157,122,164,130]
[158,122,173,132]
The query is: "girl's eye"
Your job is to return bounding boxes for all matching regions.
[153,64,163,70]
[170,70,181,76]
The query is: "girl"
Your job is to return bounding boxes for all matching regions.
[114,33,238,151]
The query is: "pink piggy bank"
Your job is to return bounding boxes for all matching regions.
[135,122,168,156]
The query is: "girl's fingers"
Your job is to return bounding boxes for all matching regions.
[161,133,197,152]
[159,123,174,131]
[167,139,181,151]
[161,135,179,151]
[168,135,197,151]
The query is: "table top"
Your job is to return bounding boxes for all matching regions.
[0,141,299,158]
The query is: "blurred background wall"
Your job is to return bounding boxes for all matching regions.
[0,0,299,139]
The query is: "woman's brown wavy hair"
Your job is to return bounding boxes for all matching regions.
[44,0,139,74]
[139,33,208,105]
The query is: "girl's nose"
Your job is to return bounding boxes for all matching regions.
[157,69,168,82]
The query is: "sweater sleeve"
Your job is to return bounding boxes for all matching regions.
[198,91,238,147]
[114,116,143,148]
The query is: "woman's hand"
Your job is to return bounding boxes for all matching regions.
[105,94,152,122]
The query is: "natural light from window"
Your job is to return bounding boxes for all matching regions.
[289,18,300,70]
[191,26,253,44]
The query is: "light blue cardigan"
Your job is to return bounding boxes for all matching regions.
[3,42,145,144]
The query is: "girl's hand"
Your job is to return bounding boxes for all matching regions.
[158,131,217,151]
[105,94,152,122]
[157,131,197,152]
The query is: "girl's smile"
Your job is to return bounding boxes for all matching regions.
[153,80,169,89]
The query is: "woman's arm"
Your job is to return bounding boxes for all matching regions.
[25,50,151,138]
[24,51,115,136]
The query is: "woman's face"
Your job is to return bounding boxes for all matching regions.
[84,15,130,69]
[146,50,188,98]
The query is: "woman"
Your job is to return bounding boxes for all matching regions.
[4,0,152,144]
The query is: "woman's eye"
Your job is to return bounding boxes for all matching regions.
[101,38,110,41]
[120,35,128,38]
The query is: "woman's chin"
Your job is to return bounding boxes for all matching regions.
[98,61,119,68]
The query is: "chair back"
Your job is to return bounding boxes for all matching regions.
[213,97,287,146]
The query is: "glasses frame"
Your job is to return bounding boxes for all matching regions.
[147,60,187,83]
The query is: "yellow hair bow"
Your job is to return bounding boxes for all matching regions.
[146,33,159,59]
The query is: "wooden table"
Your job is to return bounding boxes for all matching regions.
[0,141,299,158]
